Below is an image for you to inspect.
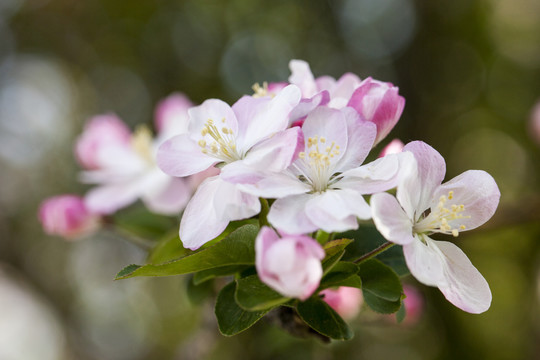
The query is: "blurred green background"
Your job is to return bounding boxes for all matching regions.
[1,0,539,359]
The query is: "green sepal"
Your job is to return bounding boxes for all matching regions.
[215,282,269,336]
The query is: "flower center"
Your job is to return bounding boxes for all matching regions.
[252,82,270,98]
[131,125,154,164]
[198,118,242,163]
[413,191,470,237]
[295,135,341,193]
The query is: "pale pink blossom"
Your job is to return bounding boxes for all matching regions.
[402,285,423,324]
[371,141,500,313]
[80,95,197,216]
[347,78,405,145]
[236,106,407,235]
[256,227,324,300]
[378,139,404,158]
[38,195,99,239]
[157,86,302,249]
[321,287,363,320]
[75,114,131,170]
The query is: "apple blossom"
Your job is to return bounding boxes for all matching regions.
[321,287,363,320]
[38,195,99,239]
[378,139,404,158]
[157,85,302,249]
[236,106,407,235]
[256,226,324,301]
[79,95,198,216]
[371,141,500,313]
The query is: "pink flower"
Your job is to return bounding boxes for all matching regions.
[378,139,404,158]
[75,114,131,170]
[402,285,423,325]
[79,106,195,216]
[154,93,193,137]
[157,85,302,249]
[256,227,324,300]
[371,141,500,313]
[237,106,406,234]
[321,287,363,320]
[38,195,99,239]
[347,78,405,146]
[529,100,540,145]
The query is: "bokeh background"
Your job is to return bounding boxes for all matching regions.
[1,0,540,359]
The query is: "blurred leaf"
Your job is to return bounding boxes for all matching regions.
[115,224,259,279]
[113,206,176,240]
[296,297,353,340]
[193,265,251,285]
[215,282,269,336]
[235,274,290,311]
[362,292,402,314]
[318,262,360,291]
[321,238,352,274]
[338,275,363,289]
[186,275,214,305]
[396,302,407,323]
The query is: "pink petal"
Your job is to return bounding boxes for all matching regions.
[400,141,446,218]
[288,91,330,122]
[378,138,404,158]
[212,178,260,222]
[179,177,229,250]
[154,93,192,135]
[236,172,310,198]
[84,180,146,215]
[433,170,500,231]
[338,153,401,194]
[434,240,492,314]
[288,59,317,97]
[333,108,376,171]
[142,176,191,215]
[187,99,238,139]
[156,134,217,177]
[370,192,414,245]
[234,85,301,150]
[267,194,317,234]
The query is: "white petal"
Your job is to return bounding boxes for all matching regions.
[212,177,261,222]
[157,134,216,177]
[339,153,400,194]
[187,99,238,138]
[267,194,317,234]
[370,192,414,245]
[236,172,310,198]
[434,240,492,313]
[403,235,446,287]
[142,176,191,215]
[288,59,317,97]
[179,177,229,250]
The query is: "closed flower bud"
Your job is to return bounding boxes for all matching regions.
[38,195,99,239]
[256,227,324,301]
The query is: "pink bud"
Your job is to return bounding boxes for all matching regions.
[347,77,405,146]
[154,93,193,135]
[256,227,325,301]
[402,285,424,325]
[321,287,363,320]
[378,139,405,158]
[75,114,131,170]
[38,195,99,239]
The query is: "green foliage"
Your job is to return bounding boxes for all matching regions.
[317,262,360,291]
[321,238,352,274]
[215,282,269,336]
[186,275,215,305]
[359,259,403,314]
[113,206,176,240]
[296,296,353,341]
[115,224,259,279]
[235,274,290,311]
[193,265,251,285]
[147,232,191,265]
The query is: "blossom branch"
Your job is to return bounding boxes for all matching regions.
[353,241,394,264]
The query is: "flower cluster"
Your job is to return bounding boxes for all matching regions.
[39,60,500,340]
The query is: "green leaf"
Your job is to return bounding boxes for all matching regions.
[362,292,402,314]
[296,297,353,340]
[186,275,214,305]
[193,265,251,285]
[116,264,141,278]
[115,224,259,279]
[396,302,407,323]
[359,259,403,314]
[235,274,290,311]
[338,275,363,289]
[359,259,402,301]
[323,238,353,258]
[215,282,269,336]
[322,250,345,274]
[147,232,191,265]
[318,262,360,291]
